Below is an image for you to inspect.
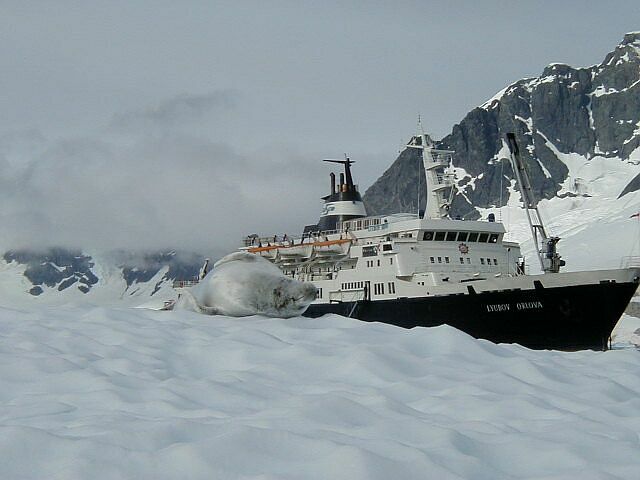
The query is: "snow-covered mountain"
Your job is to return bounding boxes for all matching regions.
[0,249,205,306]
[364,32,640,222]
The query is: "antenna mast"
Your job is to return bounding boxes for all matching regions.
[406,119,454,219]
[506,133,565,273]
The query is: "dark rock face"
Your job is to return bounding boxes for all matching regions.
[4,248,205,297]
[4,248,98,295]
[364,33,640,217]
[117,251,204,296]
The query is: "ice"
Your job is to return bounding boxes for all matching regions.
[1,305,639,479]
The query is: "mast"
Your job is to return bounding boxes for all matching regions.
[406,120,454,219]
[506,133,565,273]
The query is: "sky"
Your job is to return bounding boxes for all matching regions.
[1,0,639,256]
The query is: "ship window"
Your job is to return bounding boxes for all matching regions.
[388,282,396,294]
[434,231,446,241]
[493,258,498,265]
[466,258,471,264]
[389,258,393,265]
[446,232,457,241]
[438,257,442,263]
[445,257,450,263]
[468,232,479,242]
[316,288,322,299]
[362,245,378,257]
[380,283,385,294]
[478,233,489,243]
[423,231,434,241]
[489,234,499,243]
[480,258,485,265]
[459,257,464,264]
[430,257,435,263]
[377,259,380,267]
[382,243,392,251]
[457,232,469,242]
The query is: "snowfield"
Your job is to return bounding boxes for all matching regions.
[1,305,639,479]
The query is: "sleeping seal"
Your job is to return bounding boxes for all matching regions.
[175,251,317,318]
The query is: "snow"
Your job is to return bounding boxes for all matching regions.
[479,85,509,110]
[1,304,640,479]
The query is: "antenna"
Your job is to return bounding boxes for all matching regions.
[323,156,356,188]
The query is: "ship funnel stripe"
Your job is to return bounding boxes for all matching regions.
[320,201,367,217]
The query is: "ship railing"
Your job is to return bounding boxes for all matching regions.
[173,278,200,289]
[620,256,640,268]
[329,288,366,303]
[242,229,344,247]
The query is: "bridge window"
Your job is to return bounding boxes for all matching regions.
[362,246,378,257]
[382,243,392,251]
[423,231,434,241]
[434,231,446,241]
[489,233,499,243]
[468,232,479,242]
[478,233,489,242]
[446,232,457,241]
[457,232,469,242]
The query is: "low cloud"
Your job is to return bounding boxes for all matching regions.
[110,91,237,132]
[0,94,330,256]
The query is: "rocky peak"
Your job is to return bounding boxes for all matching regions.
[363,33,640,218]
[621,32,640,47]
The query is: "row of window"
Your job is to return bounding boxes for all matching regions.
[365,258,394,267]
[423,231,499,243]
[340,281,396,296]
[430,256,499,265]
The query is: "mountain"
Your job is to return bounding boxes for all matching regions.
[0,248,206,304]
[364,32,640,220]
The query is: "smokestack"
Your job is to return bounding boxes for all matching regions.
[339,173,345,192]
[330,172,336,195]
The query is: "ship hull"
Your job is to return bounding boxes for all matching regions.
[304,279,639,351]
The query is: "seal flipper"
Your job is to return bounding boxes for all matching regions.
[198,305,220,316]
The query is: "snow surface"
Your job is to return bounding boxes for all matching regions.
[1,305,640,480]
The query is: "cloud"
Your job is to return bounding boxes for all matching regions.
[110,91,238,132]
[0,125,329,257]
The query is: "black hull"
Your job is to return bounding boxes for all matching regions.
[304,280,639,350]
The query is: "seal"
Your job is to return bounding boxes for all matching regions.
[175,251,317,318]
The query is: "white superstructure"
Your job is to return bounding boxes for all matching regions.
[241,124,530,306]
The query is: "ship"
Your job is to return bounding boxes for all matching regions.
[238,125,639,350]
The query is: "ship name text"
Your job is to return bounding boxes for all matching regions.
[486,301,543,313]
